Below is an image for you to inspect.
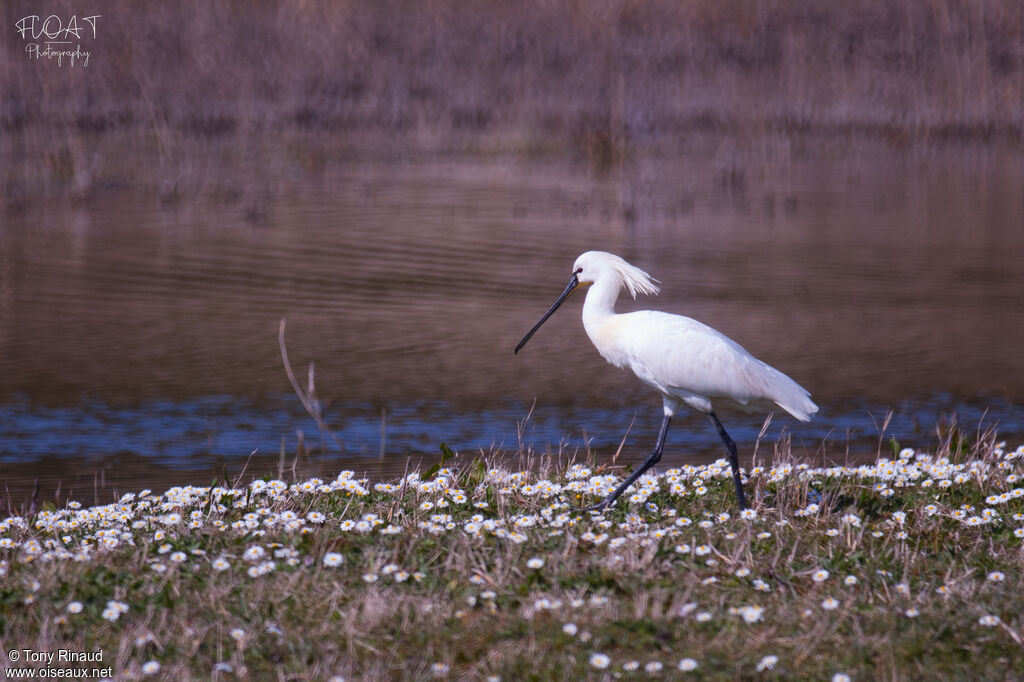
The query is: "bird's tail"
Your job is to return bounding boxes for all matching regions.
[776,393,818,422]
[758,362,818,422]
[772,381,818,422]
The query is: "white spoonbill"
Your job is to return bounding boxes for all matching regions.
[515,251,817,511]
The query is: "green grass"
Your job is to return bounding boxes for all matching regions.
[2,438,1023,680]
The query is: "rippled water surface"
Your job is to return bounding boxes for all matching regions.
[3,140,1024,503]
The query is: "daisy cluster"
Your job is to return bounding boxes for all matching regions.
[0,442,1021,678]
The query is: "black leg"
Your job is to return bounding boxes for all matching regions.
[707,412,748,511]
[582,414,671,512]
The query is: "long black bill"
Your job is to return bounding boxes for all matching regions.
[514,273,579,354]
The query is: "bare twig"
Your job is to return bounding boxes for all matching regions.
[609,413,637,468]
[516,399,537,455]
[231,449,259,489]
[752,413,773,467]
[279,318,343,451]
[27,479,40,517]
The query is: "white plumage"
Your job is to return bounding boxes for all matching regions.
[515,250,818,511]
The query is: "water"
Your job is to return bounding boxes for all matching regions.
[3,137,1024,504]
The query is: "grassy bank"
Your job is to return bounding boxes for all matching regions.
[3,1,1024,202]
[2,436,1022,679]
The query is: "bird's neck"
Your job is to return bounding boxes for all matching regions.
[581,277,629,368]
[581,277,620,329]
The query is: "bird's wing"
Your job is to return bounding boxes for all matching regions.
[619,311,817,420]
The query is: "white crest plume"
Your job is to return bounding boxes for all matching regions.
[587,251,661,299]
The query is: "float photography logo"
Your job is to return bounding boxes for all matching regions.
[14,13,100,67]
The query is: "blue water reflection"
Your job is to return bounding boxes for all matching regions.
[3,395,1020,470]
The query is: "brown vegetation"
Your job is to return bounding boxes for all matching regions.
[3,1,1023,200]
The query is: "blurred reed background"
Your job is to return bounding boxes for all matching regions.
[3,0,1022,204]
